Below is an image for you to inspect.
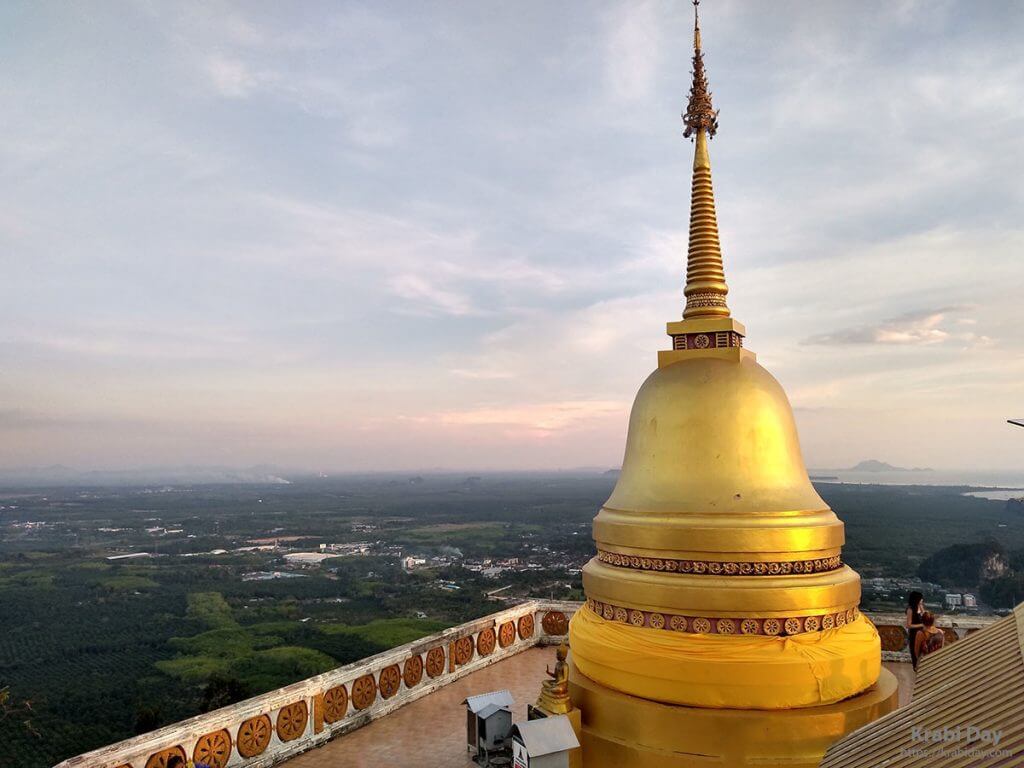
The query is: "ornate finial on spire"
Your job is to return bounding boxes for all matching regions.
[682,0,719,139]
[660,1,749,362]
[681,0,729,320]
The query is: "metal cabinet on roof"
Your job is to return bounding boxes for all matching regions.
[510,715,579,768]
[462,690,515,752]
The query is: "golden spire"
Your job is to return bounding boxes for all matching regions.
[681,0,729,319]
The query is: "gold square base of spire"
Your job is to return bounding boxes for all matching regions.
[666,317,746,337]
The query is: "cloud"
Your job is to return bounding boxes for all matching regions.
[205,54,259,98]
[604,0,661,103]
[402,400,628,436]
[802,307,992,347]
[388,274,479,317]
[2,2,1023,472]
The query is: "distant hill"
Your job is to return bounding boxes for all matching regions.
[0,465,291,487]
[917,540,1010,589]
[849,459,933,473]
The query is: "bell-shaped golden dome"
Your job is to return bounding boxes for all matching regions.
[585,352,860,623]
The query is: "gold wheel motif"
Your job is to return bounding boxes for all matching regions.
[403,654,424,688]
[425,646,446,678]
[591,600,846,637]
[454,635,474,665]
[477,627,497,656]
[145,747,186,768]
[276,701,308,742]
[352,674,377,710]
[518,613,535,639]
[379,664,401,699]
[193,729,231,768]
[237,715,272,758]
[541,611,568,635]
[323,684,348,724]
[498,620,516,648]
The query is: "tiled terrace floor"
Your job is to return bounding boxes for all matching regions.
[284,651,916,768]
[286,646,551,768]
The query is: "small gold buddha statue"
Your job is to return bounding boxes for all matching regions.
[536,643,572,715]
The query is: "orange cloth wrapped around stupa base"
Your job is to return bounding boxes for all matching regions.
[569,607,881,710]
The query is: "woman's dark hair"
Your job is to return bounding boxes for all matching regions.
[166,756,185,768]
[922,612,936,627]
[908,591,924,610]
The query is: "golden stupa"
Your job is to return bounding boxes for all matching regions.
[566,5,898,766]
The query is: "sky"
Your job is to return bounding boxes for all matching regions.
[1,0,1022,473]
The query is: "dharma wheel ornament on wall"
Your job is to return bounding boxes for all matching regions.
[237,714,272,757]
[877,624,907,652]
[477,627,497,656]
[425,646,446,678]
[276,701,308,742]
[518,613,535,639]
[498,620,516,647]
[379,664,402,699]
[323,684,349,724]
[403,654,424,687]
[542,611,568,635]
[453,635,474,665]
[144,746,186,768]
[351,673,377,710]
[192,729,232,768]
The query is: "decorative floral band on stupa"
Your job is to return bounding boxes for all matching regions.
[596,550,842,576]
[586,599,858,637]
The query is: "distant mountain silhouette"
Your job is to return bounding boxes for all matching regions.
[848,459,933,473]
[0,465,291,487]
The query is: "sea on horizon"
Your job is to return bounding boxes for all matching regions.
[809,468,1024,492]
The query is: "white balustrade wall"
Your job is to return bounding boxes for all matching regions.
[54,600,579,768]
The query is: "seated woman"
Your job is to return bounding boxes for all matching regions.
[913,612,945,666]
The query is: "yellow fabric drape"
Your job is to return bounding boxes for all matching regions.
[569,607,881,710]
